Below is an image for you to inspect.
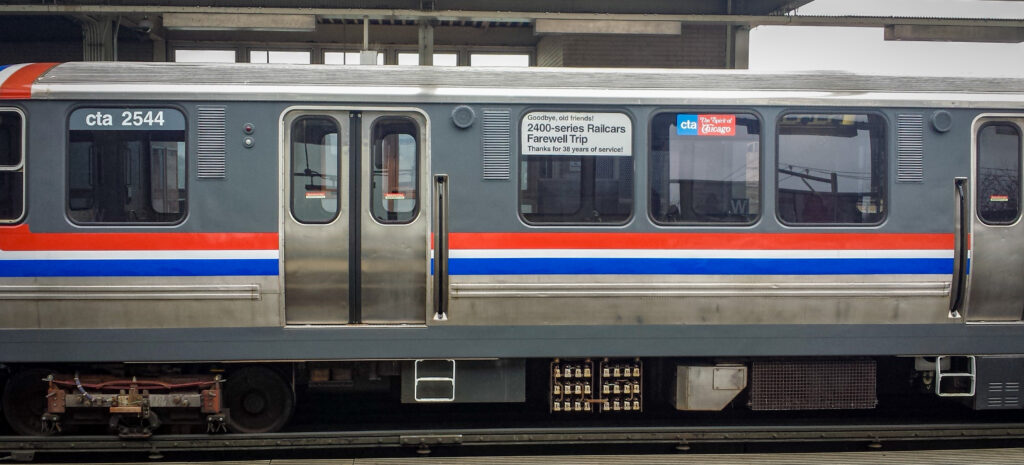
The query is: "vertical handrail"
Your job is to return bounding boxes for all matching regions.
[949,177,969,318]
[433,174,450,321]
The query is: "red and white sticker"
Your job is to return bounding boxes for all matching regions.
[697,114,736,136]
[384,192,406,200]
[990,195,1009,202]
[305,191,327,199]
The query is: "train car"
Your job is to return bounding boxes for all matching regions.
[0,62,1023,437]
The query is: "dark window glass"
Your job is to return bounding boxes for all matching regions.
[650,113,760,224]
[977,123,1022,225]
[370,118,419,224]
[777,113,887,224]
[520,156,633,224]
[0,111,24,223]
[290,117,340,224]
[0,172,23,221]
[0,111,20,167]
[68,109,186,223]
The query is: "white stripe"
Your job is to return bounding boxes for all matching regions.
[447,249,953,260]
[0,64,29,90]
[0,250,280,260]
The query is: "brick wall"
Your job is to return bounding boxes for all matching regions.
[537,25,728,69]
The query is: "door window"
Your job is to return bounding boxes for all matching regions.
[977,123,1022,225]
[290,116,340,224]
[370,117,419,224]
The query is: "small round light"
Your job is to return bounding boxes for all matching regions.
[243,136,255,148]
[243,123,255,134]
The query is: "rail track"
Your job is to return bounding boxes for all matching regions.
[4,422,1024,461]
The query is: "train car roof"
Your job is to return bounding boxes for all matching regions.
[9,62,1024,107]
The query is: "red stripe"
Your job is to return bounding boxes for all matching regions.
[0,224,278,251]
[0,63,59,100]
[448,232,953,250]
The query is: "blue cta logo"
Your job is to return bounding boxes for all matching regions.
[676,114,698,135]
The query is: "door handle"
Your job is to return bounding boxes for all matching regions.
[433,174,450,321]
[949,177,969,318]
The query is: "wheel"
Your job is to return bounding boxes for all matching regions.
[223,366,294,433]
[2,369,54,436]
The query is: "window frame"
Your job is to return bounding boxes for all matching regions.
[368,115,421,225]
[289,115,343,225]
[516,108,636,227]
[774,110,889,227]
[0,107,26,224]
[647,109,764,227]
[64,104,190,226]
[976,121,1024,226]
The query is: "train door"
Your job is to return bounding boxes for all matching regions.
[961,116,1024,322]
[282,109,429,325]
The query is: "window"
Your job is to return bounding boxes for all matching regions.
[0,110,24,223]
[650,112,760,224]
[519,112,633,224]
[67,108,187,224]
[777,113,887,224]
[173,49,236,63]
[324,51,385,65]
[470,53,530,67]
[370,118,419,224]
[290,117,340,224]
[250,50,311,64]
[397,52,458,66]
[977,123,1022,225]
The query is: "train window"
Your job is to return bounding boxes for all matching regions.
[290,117,340,224]
[0,110,24,223]
[370,117,419,224]
[777,113,887,225]
[519,112,634,224]
[649,112,760,224]
[977,123,1022,225]
[67,108,187,224]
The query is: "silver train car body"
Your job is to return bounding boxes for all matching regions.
[0,62,1023,433]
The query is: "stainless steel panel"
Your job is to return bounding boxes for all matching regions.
[360,111,429,324]
[967,116,1024,322]
[283,110,350,324]
[446,275,954,325]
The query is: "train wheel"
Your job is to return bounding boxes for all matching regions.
[224,366,293,433]
[2,369,54,436]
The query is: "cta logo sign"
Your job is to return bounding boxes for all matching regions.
[676,114,736,136]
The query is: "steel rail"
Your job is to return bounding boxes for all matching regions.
[3,422,1024,456]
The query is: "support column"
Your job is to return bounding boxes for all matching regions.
[418,20,434,66]
[727,25,750,69]
[80,16,116,61]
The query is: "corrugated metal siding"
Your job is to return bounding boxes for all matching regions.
[196,106,227,179]
[897,113,925,183]
[481,109,511,181]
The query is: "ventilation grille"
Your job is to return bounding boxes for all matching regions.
[986,382,1020,408]
[197,106,227,179]
[481,109,511,180]
[750,359,877,411]
[897,114,924,183]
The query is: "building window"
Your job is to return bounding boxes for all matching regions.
[977,123,1022,225]
[470,53,530,67]
[397,52,458,66]
[250,50,311,64]
[519,112,633,224]
[173,49,236,63]
[0,110,24,223]
[777,113,887,224]
[324,51,385,65]
[290,117,341,224]
[650,112,760,224]
[370,117,419,224]
[67,108,187,224]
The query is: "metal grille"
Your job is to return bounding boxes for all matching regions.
[986,382,1020,408]
[481,109,511,180]
[197,106,227,179]
[897,114,924,183]
[750,359,877,411]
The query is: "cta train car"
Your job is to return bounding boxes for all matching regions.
[0,62,1023,436]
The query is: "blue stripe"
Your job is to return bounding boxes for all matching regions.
[0,259,279,277]
[446,258,953,275]
[0,64,9,73]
